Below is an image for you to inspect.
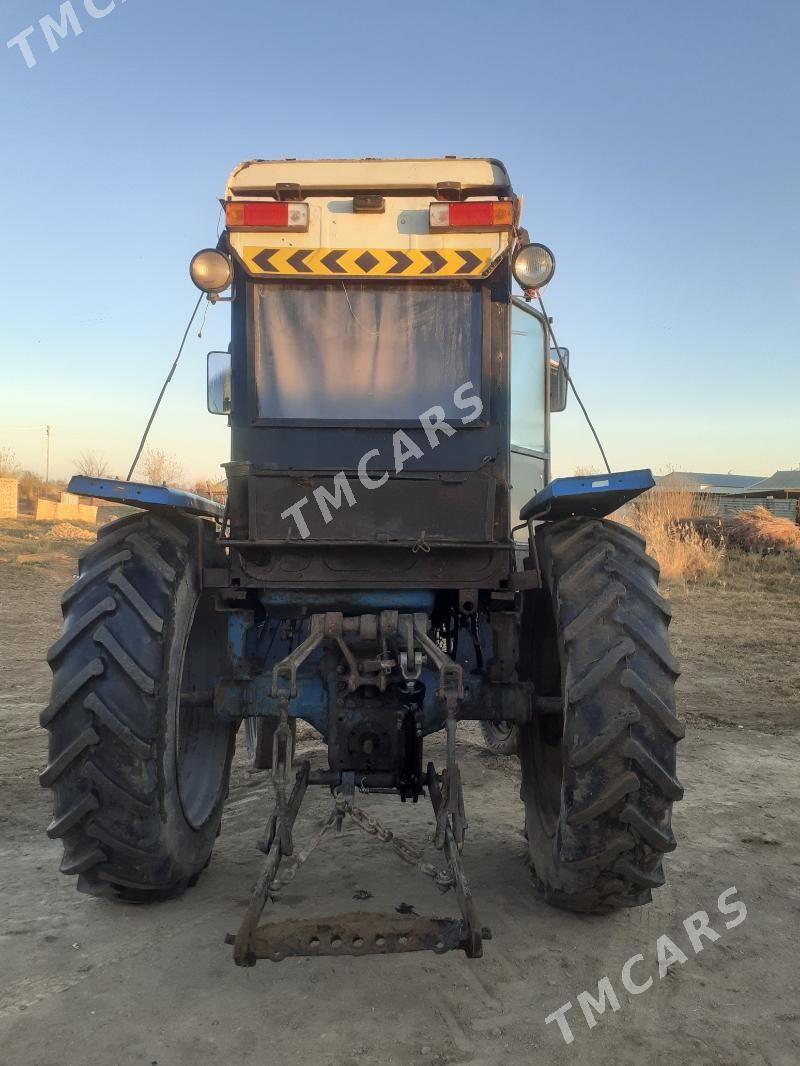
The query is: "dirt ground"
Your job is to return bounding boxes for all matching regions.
[1,537,799,1066]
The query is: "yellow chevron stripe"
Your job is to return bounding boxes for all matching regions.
[337,248,367,274]
[367,249,400,275]
[438,250,474,277]
[305,248,332,275]
[241,246,494,278]
[402,250,435,276]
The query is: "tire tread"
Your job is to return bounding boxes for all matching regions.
[521,516,682,912]
[42,511,231,901]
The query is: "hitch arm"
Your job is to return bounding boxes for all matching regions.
[427,763,484,959]
[232,761,310,966]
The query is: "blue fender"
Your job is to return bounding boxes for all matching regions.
[520,469,654,523]
[67,475,225,521]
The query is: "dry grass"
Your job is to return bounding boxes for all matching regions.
[716,546,800,594]
[0,515,99,565]
[618,485,724,584]
[49,522,96,542]
[728,506,800,553]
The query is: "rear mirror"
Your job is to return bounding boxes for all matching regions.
[207,351,232,415]
[549,347,569,413]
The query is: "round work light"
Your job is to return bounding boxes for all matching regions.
[512,243,556,291]
[190,249,233,294]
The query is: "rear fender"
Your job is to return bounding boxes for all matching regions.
[67,475,225,521]
[519,469,654,523]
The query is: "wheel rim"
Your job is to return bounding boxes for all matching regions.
[176,596,231,830]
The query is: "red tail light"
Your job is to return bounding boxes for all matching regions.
[225,201,309,231]
[429,200,514,231]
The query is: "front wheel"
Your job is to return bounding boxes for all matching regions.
[519,517,684,912]
[480,720,519,756]
[41,511,235,901]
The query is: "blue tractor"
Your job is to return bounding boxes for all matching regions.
[41,158,682,964]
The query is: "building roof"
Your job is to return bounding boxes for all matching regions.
[657,471,765,494]
[731,470,800,497]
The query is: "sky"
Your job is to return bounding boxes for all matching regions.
[1,0,798,483]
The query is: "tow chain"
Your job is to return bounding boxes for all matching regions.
[271,793,454,897]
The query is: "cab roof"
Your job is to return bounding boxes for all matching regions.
[225,157,512,200]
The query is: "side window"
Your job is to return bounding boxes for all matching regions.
[511,304,546,452]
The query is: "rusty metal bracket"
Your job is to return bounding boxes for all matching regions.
[271,614,326,699]
[226,912,490,962]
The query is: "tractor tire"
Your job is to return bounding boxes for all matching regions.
[41,511,236,901]
[243,716,296,770]
[480,721,520,756]
[519,516,683,913]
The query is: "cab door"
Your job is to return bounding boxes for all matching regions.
[510,300,550,540]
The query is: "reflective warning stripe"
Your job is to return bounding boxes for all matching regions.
[241,246,493,278]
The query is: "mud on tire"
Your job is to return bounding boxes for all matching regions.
[41,511,235,901]
[519,517,684,912]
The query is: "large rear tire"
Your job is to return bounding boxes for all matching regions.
[519,517,684,912]
[41,511,235,901]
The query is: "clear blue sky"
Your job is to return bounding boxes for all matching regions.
[1,0,798,482]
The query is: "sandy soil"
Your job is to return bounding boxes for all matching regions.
[1,545,799,1066]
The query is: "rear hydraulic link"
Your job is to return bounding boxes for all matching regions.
[404,615,467,851]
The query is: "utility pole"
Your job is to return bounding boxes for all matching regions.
[45,424,52,485]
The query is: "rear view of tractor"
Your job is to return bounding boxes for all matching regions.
[41,157,682,962]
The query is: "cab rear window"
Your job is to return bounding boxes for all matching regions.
[253,282,482,421]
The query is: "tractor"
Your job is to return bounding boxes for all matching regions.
[41,157,682,963]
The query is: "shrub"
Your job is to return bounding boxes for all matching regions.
[74,450,110,477]
[0,447,21,478]
[140,449,184,487]
[618,483,724,583]
[728,506,800,553]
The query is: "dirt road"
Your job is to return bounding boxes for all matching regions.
[1,552,799,1066]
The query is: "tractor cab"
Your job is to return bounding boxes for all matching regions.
[196,157,563,568]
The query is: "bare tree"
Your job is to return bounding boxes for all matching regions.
[0,447,20,478]
[140,448,184,487]
[74,449,110,477]
[190,474,225,499]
